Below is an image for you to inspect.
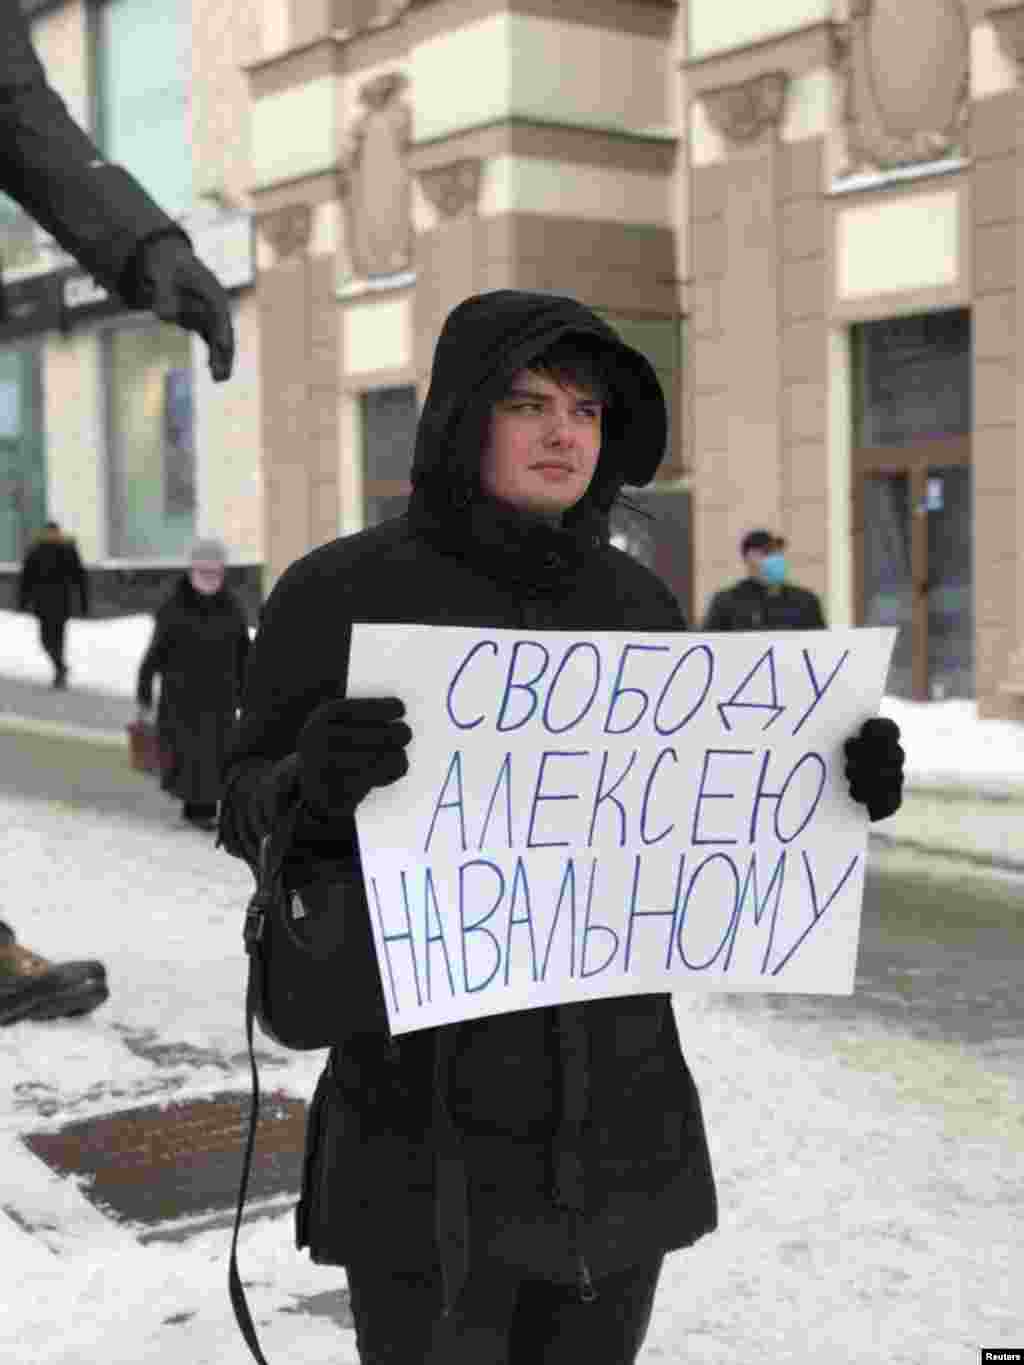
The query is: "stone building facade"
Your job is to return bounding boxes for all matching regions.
[6,1,1024,719]
[246,0,690,603]
[686,0,1024,719]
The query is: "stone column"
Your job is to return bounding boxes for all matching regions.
[256,204,317,586]
[985,6,1024,713]
[411,158,483,399]
[694,72,788,608]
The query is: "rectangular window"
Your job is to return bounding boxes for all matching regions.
[0,344,46,564]
[0,195,38,275]
[95,0,191,219]
[361,386,417,528]
[610,487,692,622]
[853,309,971,447]
[104,321,195,558]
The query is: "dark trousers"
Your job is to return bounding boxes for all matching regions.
[37,612,67,673]
[345,1254,664,1365]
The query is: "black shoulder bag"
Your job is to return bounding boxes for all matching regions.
[228,806,390,1363]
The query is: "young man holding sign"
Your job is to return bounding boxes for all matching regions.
[220,291,904,1363]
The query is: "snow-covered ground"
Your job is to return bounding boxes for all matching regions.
[3,607,1024,791]
[1,786,1021,1363]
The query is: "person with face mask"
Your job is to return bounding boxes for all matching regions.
[136,539,250,831]
[701,529,827,632]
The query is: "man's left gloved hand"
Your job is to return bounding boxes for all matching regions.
[136,236,235,382]
[843,717,904,822]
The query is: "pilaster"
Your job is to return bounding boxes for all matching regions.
[691,72,791,613]
[983,5,1024,713]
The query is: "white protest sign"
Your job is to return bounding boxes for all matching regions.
[349,625,897,1035]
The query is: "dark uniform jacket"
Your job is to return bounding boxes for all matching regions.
[137,575,251,808]
[703,577,826,632]
[0,4,188,322]
[17,532,89,620]
[219,291,718,1313]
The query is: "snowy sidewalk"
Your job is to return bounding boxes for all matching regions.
[1,787,1022,1364]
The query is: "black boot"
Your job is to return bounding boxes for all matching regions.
[0,922,108,1025]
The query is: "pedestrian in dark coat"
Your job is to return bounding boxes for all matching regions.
[138,539,250,831]
[17,520,89,688]
[0,3,233,380]
[219,291,905,1364]
[703,528,827,631]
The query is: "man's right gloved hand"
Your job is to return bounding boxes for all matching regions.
[296,697,411,825]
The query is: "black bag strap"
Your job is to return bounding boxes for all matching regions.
[228,805,302,1365]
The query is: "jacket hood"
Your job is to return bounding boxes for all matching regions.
[410,291,668,523]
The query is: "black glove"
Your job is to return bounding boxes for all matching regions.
[296,697,412,823]
[136,236,235,382]
[844,717,904,822]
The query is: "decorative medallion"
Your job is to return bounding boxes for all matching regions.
[416,159,483,219]
[341,71,413,278]
[831,0,969,175]
[700,72,789,144]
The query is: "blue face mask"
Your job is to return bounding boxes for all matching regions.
[759,552,786,586]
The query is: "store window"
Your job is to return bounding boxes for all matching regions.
[95,0,191,219]
[0,195,38,276]
[0,345,46,564]
[361,386,417,528]
[104,322,194,558]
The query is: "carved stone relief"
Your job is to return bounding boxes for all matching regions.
[257,204,313,262]
[831,0,969,175]
[701,72,789,144]
[368,0,413,26]
[416,159,483,219]
[341,71,413,278]
[990,4,1024,66]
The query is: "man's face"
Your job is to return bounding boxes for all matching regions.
[480,370,604,517]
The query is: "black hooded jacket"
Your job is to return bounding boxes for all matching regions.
[138,574,251,807]
[18,532,89,619]
[219,291,717,1308]
[703,577,826,632]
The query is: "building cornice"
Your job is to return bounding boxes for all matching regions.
[683,20,835,94]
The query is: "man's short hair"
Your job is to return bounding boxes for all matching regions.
[740,528,785,556]
[503,334,615,407]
